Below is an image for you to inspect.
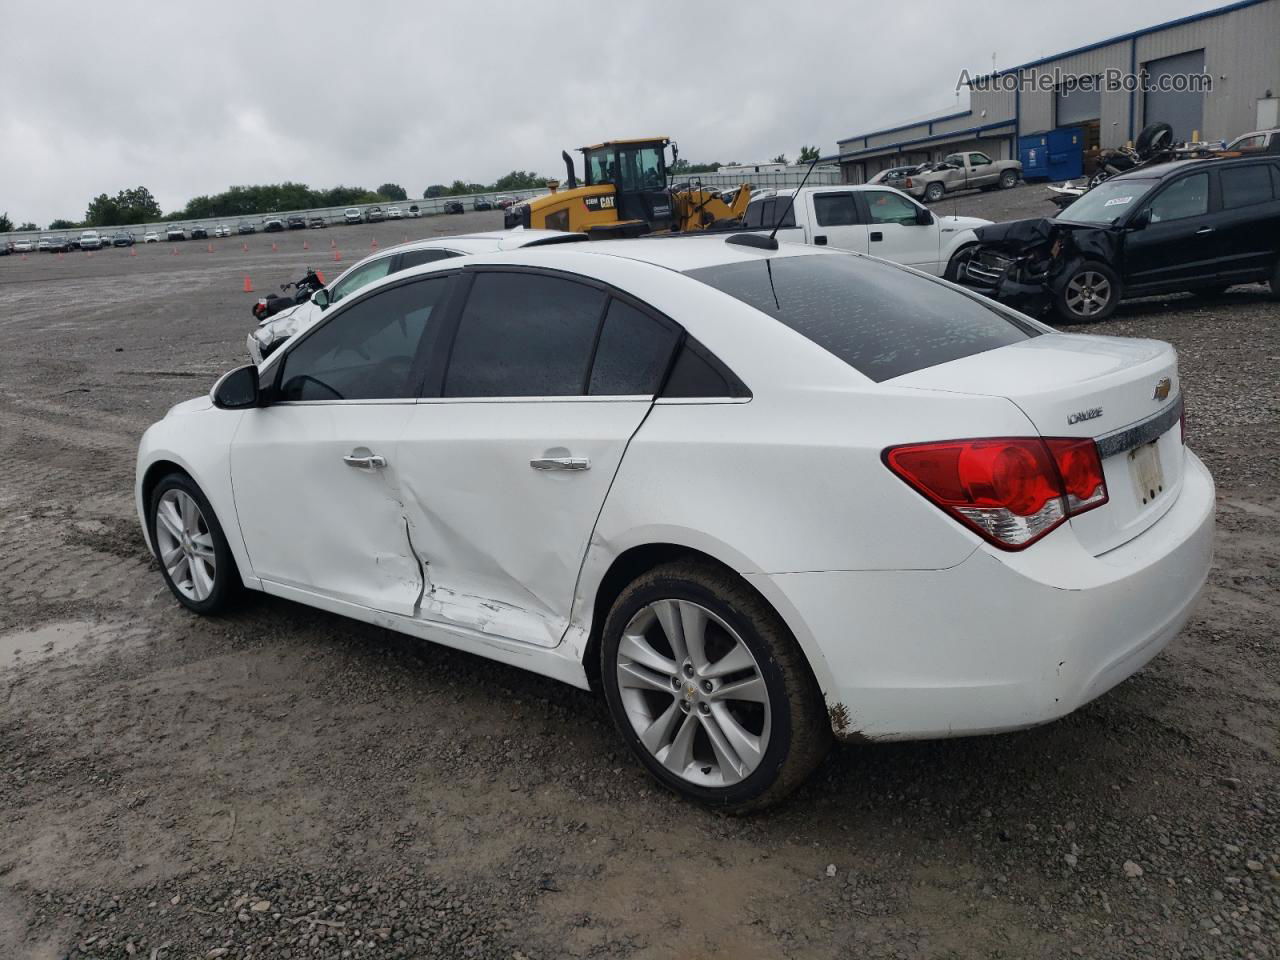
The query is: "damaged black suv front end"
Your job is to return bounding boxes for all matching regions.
[953,218,1123,317]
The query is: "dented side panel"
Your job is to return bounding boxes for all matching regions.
[394,398,654,649]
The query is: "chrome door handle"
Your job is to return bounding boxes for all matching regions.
[530,457,590,471]
[343,454,387,470]
[1195,226,1215,234]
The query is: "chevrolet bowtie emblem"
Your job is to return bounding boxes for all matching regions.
[1153,377,1172,401]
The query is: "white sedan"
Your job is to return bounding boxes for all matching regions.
[246,230,587,363]
[137,235,1214,811]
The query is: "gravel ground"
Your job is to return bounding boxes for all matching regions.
[1,195,1277,960]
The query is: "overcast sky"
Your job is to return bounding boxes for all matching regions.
[1,0,1222,225]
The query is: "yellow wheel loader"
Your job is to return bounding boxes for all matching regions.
[503,137,751,238]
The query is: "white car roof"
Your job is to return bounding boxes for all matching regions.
[322,230,588,285]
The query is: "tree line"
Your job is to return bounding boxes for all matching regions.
[3,149,821,231]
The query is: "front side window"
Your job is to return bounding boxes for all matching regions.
[1219,165,1275,209]
[279,277,448,401]
[864,190,920,225]
[1147,173,1209,223]
[443,273,606,397]
[814,193,859,227]
[330,256,394,303]
[588,299,679,396]
[686,254,1038,383]
[1230,134,1265,151]
[586,148,612,185]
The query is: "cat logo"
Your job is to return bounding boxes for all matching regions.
[583,195,616,212]
[1152,377,1172,401]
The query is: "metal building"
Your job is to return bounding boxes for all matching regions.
[837,0,1280,183]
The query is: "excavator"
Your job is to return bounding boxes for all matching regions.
[503,137,751,238]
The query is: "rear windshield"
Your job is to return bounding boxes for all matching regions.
[685,253,1039,382]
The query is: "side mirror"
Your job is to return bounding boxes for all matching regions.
[915,207,934,225]
[311,288,330,309]
[211,364,260,410]
[1129,208,1151,230]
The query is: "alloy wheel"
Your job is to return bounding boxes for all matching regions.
[154,489,217,602]
[615,599,771,788]
[1065,271,1112,318]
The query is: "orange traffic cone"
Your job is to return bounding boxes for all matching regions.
[271,242,278,252]
[316,270,327,284]
[303,240,309,251]
[333,249,342,262]
[330,238,336,248]
[86,251,93,258]
[130,247,137,257]
[207,243,214,253]
[171,247,178,255]
[242,242,248,252]
[243,276,254,293]
[57,252,64,260]
[403,235,408,244]
[370,238,378,250]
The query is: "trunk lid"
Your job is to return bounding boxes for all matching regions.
[891,333,1183,554]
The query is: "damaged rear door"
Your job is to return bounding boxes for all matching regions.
[230,275,455,615]
[396,270,680,648]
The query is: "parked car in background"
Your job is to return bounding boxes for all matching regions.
[956,156,1280,322]
[1224,128,1279,154]
[166,225,186,241]
[495,195,516,209]
[308,216,328,229]
[444,200,465,214]
[738,186,989,277]
[287,215,307,230]
[0,240,12,255]
[903,152,1022,203]
[51,235,74,252]
[112,231,135,247]
[263,217,285,233]
[343,208,362,225]
[238,221,256,235]
[142,234,1213,811]
[473,197,493,211]
[79,230,104,250]
[214,224,230,237]
[407,205,422,218]
[867,164,924,187]
[190,224,208,239]
[246,229,588,363]
[37,236,53,252]
[386,206,403,220]
[12,237,36,253]
[365,206,385,223]
[144,230,161,243]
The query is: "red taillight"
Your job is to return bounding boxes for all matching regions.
[904,177,913,188]
[885,437,1108,550]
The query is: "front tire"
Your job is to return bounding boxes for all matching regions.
[1054,260,1120,323]
[600,559,830,812]
[148,473,239,614]
[999,169,1018,189]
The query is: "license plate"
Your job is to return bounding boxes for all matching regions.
[1129,440,1165,507]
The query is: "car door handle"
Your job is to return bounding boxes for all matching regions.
[530,457,590,471]
[1195,226,1215,235]
[814,235,828,246]
[870,231,883,242]
[343,453,387,470]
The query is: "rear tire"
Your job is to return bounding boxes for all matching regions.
[148,473,239,615]
[1054,260,1121,323]
[924,182,946,203]
[600,559,830,813]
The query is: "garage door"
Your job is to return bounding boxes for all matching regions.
[1144,50,1205,141]
[1056,77,1101,126]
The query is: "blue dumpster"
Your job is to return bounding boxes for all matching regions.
[1019,133,1050,180]
[1046,126,1084,182]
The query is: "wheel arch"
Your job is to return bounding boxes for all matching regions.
[573,536,837,709]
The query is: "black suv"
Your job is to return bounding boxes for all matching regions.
[959,156,1280,321]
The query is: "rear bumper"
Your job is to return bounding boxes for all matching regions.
[756,450,1215,741]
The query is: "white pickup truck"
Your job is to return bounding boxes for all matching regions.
[741,185,990,277]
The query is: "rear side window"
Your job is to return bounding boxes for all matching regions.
[759,198,796,228]
[398,248,460,269]
[588,300,679,396]
[742,200,764,229]
[444,273,606,397]
[1219,165,1275,209]
[686,254,1038,383]
[814,193,859,227]
[661,337,748,398]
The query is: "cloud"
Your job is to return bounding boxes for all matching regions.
[0,0,1220,224]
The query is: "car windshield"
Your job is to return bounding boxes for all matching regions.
[686,253,1040,382]
[1058,179,1156,225]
